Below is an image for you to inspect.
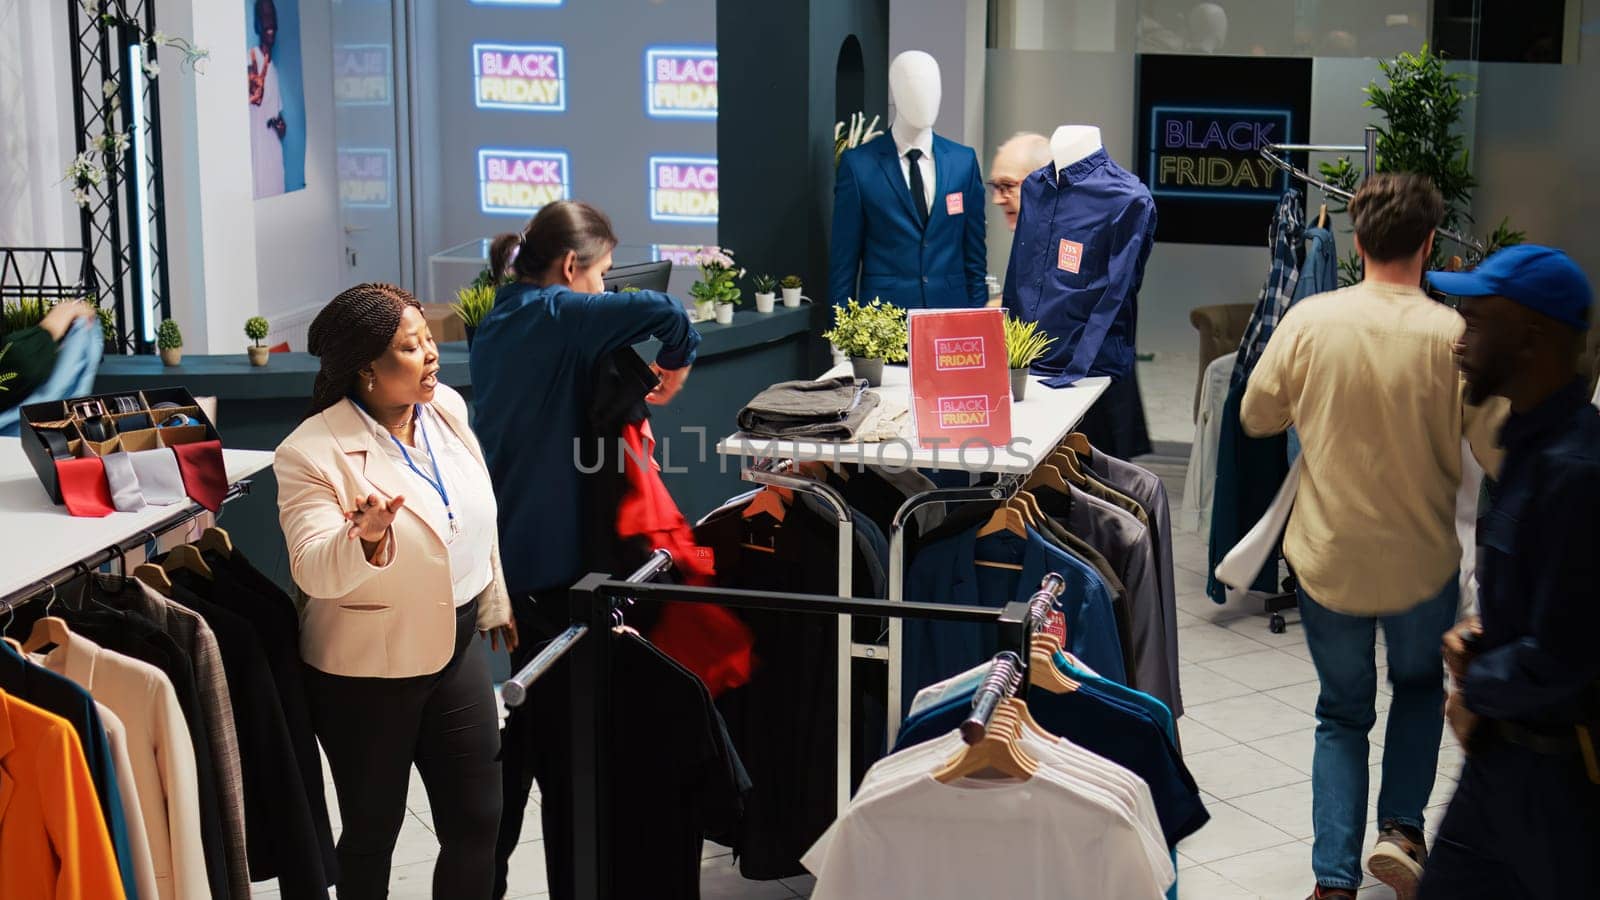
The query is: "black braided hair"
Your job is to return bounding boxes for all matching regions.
[304,282,421,418]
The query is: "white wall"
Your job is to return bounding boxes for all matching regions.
[0,0,76,250]
[155,0,262,353]
[1470,30,1600,290]
[251,0,343,349]
[889,0,987,148]
[2,0,343,353]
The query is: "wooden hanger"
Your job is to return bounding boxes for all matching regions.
[1063,433,1094,460]
[741,486,789,523]
[1013,491,1045,526]
[162,543,213,580]
[197,526,233,558]
[21,615,71,655]
[1052,450,1091,486]
[132,563,173,597]
[1023,461,1069,496]
[1317,203,1329,229]
[1029,634,1081,694]
[932,698,1037,782]
[1,636,20,654]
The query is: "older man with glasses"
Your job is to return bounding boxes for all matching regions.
[987,131,1053,232]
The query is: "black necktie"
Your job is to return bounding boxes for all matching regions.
[906,148,929,225]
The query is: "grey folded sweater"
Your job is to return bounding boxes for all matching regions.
[736,376,881,440]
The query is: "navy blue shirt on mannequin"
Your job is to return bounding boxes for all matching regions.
[1002,150,1157,387]
[471,283,699,594]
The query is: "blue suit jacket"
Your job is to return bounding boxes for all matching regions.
[829,133,986,310]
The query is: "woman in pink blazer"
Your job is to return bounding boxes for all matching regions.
[275,283,515,900]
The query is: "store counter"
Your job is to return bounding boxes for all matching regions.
[92,302,821,592]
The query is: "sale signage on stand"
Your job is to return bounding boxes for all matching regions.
[908,308,1013,450]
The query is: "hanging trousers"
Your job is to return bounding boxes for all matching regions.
[306,599,503,900]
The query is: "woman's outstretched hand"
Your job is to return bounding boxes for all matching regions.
[648,364,690,405]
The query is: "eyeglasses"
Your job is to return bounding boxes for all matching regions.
[986,180,1021,197]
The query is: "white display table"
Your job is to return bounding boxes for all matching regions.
[716,364,1109,473]
[0,436,273,600]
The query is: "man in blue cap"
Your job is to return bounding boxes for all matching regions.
[1420,244,1600,898]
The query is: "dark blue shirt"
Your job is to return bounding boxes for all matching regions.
[1465,379,1600,727]
[1002,150,1157,387]
[894,683,1209,847]
[903,525,1125,715]
[471,282,700,593]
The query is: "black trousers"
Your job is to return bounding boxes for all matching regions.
[306,599,503,900]
[1418,735,1600,899]
[495,591,576,900]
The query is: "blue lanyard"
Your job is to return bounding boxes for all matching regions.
[389,404,456,537]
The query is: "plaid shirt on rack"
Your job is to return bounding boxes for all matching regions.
[1232,190,1305,387]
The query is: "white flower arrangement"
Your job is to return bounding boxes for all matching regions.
[833,112,885,167]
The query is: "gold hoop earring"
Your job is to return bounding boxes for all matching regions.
[367,378,375,392]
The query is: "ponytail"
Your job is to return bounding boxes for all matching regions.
[491,200,619,284]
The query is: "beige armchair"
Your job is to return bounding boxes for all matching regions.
[1189,303,1254,417]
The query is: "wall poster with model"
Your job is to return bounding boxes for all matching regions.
[247,0,308,198]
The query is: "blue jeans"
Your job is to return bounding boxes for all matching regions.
[1298,578,1459,889]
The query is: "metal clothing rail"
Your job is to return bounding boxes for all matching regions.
[0,479,252,609]
[959,651,1025,744]
[561,570,1040,900]
[499,549,676,708]
[1259,125,1485,253]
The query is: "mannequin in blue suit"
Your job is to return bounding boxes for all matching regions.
[829,52,987,311]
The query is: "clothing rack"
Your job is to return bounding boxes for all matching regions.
[1259,125,1485,253]
[538,568,1056,899]
[499,548,675,708]
[0,479,252,610]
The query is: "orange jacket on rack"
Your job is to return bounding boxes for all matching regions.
[0,689,127,900]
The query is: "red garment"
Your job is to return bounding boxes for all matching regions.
[54,457,115,517]
[618,421,754,696]
[172,439,226,512]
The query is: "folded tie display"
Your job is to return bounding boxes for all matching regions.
[127,448,187,506]
[173,439,227,512]
[100,450,148,512]
[54,457,116,517]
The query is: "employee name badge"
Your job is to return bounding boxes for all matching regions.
[945,192,964,215]
[907,308,1013,451]
[1057,239,1083,274]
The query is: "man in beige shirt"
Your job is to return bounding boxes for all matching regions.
[1241,174,1503,900]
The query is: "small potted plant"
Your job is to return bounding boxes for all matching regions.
[751,274,778,314]
[822,297,907,387]
[689,246,744,325]
[780,275,804,308]
[157,318,183,367]
[452,282,497,346]
[1003,314,1056,402]
[244,316,271,366]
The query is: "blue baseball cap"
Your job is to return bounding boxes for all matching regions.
[1429,244,1593,331]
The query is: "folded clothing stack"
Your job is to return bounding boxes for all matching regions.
[736,376,880,441]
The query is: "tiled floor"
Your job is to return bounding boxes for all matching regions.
[255,459,1462,899]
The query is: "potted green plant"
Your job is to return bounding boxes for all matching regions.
[780,274,804,308]
[1003,314,1056,401]
[452,282,497,346]
[244,315,271,366]
[156,318,183,367]
[751,274,778,314]
[689,246,744,324]
[822,297,908,387]
[1,297,49,335]
[1318,44,1525,283]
